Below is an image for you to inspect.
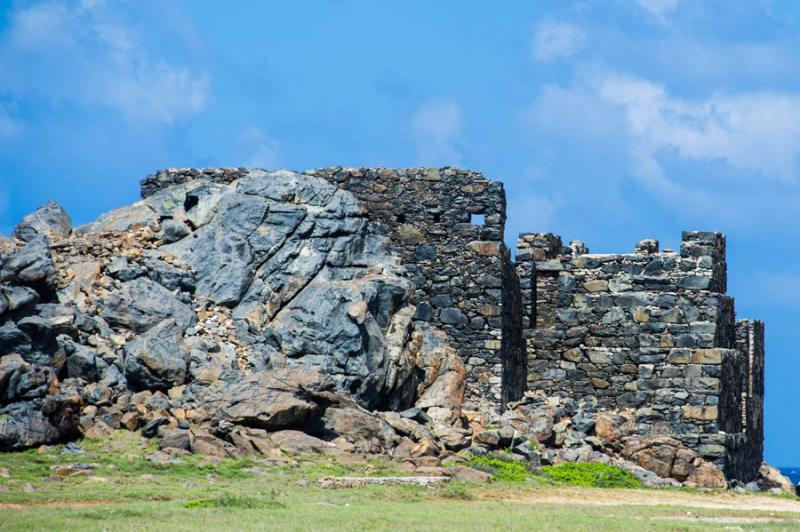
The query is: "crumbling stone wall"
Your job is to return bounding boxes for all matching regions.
[515,231,763,480]
[732,320,765,481]
[140,167,765,481]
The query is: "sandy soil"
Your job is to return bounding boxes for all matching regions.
[484,486,800,513]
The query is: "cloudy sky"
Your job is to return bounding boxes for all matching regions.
[1,0,799,464]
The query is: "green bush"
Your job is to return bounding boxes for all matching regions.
[436,481,473,500]
[468,454,531,482]
[541,462,640,488]
[184,496,286,509]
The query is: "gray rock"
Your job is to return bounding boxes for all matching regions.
[101,277,195,333]
[13,201,72,243]
[6,237,57,287]
[141,417,170,438]
[320,406,397,453]
[0,396,81,451]
[157,427,192,451]
[269,430,336,454]
[439,308,467,325]
[196,366,330,431]
[124,319,189,390]
[159,219,191,243]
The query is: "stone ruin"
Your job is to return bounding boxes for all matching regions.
[140,166,765,482]
[0,166,773,489]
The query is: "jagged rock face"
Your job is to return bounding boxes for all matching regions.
[0,170,463,451]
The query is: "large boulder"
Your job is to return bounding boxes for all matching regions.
[192,366,330,431]
[320,406,398,453]
[100,277,195,333]
[758,463,795,494]
[0,394,81,451]
[13,201,72,243]
[4,237,57,288]
[124,319,190,390]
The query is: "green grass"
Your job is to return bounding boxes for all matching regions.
[0,432,798,530]
[184,495,286,509]
[542,462,641,488]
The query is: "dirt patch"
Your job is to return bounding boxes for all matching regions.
[479,486,800,514]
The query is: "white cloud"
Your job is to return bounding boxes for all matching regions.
[637,0,679,21]
[529,69,800,193]
[237,128,281,169]
[533,20,584,62]
[599,74,800,185]
[1,1,208,125]
[410,98,463,166]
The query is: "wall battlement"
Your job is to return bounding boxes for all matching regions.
[141,166,764,481]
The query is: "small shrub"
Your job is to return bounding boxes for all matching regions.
[436,481,473,500]
[541,462,640,488]
[184,496,286,509]
[468,454,531,482]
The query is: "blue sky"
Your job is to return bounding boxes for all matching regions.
[1,0,799,465]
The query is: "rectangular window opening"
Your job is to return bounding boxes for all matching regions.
[470,213,486,226]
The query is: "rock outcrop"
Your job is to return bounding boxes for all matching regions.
[0,169,464,456]
[0,166,779,492]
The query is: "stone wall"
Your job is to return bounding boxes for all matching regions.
[141,167,765,481]
[515,231,762,480]
[732,319,765,481]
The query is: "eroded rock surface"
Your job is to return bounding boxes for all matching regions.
[0,170,465,456]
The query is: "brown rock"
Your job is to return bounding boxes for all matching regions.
[693,349,723,364]
[397,224,426,245]
[321,407,397,453]
[415,466,446,477]
[632,307,649,323]
[433,425,471,451]
[758,463,795,494]
[473,430,501,447]
[681,405,718,421]
[51,464,95,477]
[190,430,234,458]
[410,438,439,457]
[396,461,417,474]
[686,461,726,488]
[528,406,556,444]
[670,448,698,481]
[83,420,112,439]
[120,411,141,431]
[583,280,608,293]
[466,241,500,256]
[563,348,583,363]
[270,430,336,455]
[450,466,492,483]
[594,412,634,443]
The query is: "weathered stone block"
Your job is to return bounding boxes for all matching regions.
[693,349,722,364]
[682,405,718,421]
[583,280,608,292]
[466,241,500,256]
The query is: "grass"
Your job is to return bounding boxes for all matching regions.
[0,432,799,530]
[184,495,286,509]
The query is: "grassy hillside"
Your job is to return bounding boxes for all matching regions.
[1,432,798,531]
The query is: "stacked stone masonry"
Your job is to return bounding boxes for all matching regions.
[141,167,764,482]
